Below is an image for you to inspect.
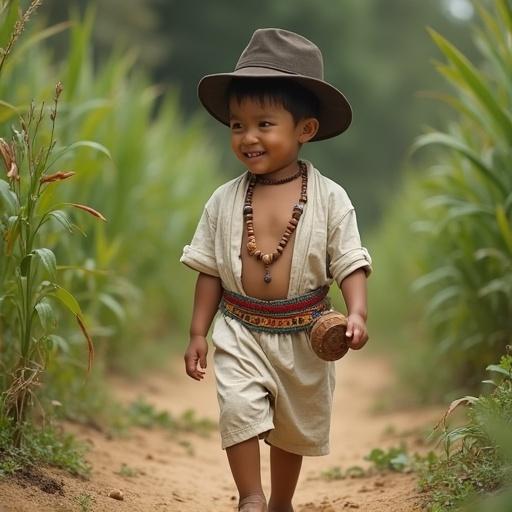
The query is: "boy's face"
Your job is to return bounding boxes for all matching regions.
[229,96,317,177]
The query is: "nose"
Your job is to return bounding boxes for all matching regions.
[241,128,258,145]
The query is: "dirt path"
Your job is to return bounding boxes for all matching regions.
[0,350,442,511]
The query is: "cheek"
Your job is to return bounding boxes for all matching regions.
[230,135,240,153]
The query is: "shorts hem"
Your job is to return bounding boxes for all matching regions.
[264,433,329,456]
[221,418,275,450]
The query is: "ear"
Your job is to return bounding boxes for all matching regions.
[298,118,319,143]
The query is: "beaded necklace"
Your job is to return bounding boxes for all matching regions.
[243,160,308,283]
[255,166,302,185]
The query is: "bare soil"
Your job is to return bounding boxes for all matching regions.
[0,351,443,511]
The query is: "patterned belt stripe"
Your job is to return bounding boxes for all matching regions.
[222,286,328,314]
[220,286,330,334]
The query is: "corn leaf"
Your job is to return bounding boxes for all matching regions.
[50,285,83,317]
[35,299,57,331]
[33,248,57,280]
[428,28,512,144]
[0,178,17,213]
[413,132,507,195]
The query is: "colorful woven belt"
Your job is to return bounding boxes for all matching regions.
[220,286,330,334]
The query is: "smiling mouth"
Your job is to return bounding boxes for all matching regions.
[244,151,265,158]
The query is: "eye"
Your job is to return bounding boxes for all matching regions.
[230,121,242,130]
[259,121,273,128]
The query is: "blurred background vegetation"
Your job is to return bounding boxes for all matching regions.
[42,0,479,228]
[0,0,511,424]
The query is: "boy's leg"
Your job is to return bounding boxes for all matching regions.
[226,436,266,508]
[268,445,302,512]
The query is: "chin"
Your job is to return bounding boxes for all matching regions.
[244,162,270,174]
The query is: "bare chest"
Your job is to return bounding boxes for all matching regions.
[240,182,302,299]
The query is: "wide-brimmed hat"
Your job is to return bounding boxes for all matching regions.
[198,28,352,141]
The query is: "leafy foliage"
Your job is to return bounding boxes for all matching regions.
[419,354,512,510]
[410,1,512,388]
[0,415,90,477]
[0,2,105,447]
[0,0,222,474]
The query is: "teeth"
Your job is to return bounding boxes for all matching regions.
[246,152,263,158]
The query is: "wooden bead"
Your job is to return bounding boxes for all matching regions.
[246,241,257,255]
[276,246,284,254]
[290,218,298,226]
[262,253,273,265]
[254,250,262,259]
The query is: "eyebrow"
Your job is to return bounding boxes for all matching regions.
[229,113,278,120]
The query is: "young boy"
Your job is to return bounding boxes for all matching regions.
[181,28,372,512]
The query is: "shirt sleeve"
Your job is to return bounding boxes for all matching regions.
[327,207,373,286]
[180,206,219,277]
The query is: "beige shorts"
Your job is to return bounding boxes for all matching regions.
[211,313,336,456]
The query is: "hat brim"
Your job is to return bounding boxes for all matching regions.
[197,67,352,142]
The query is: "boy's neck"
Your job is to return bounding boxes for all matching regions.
[251,159,303,184]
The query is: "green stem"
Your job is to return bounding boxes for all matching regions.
[21,262,32,358]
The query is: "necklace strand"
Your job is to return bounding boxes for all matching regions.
[244,160,308,283]
[255,167,302,185]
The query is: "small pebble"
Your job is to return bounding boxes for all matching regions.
[109,489,124,501]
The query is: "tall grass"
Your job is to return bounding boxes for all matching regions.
[1,3,223,433]
[0,82,105,442]
[411,0,512,389]
[369,0,512,399]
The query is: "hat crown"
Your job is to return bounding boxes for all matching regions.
[235,28,324,80]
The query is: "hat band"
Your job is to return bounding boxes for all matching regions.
[235,61,320,79]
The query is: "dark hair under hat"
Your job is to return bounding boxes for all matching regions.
[197,28,353,142]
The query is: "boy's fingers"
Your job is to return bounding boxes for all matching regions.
[185,353,200,378]
[350,331,369,350]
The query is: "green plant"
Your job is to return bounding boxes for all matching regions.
[408,0,512,390]
[419,354,512,510]
[126,396,216,436]
[366,444,417,473]
[0,1,111,446]
[319,465,366,481]
[116,462,139,478]
[0,82,107,443]
[75,493,95,512]
[0,415,90,477]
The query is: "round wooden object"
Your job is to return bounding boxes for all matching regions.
[310,311,349,361]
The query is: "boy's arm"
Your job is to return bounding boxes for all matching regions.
[184,272,222,380]
[340,268,368,350]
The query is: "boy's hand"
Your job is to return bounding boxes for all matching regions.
[345,313,369,350]
[184,335,208,381]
